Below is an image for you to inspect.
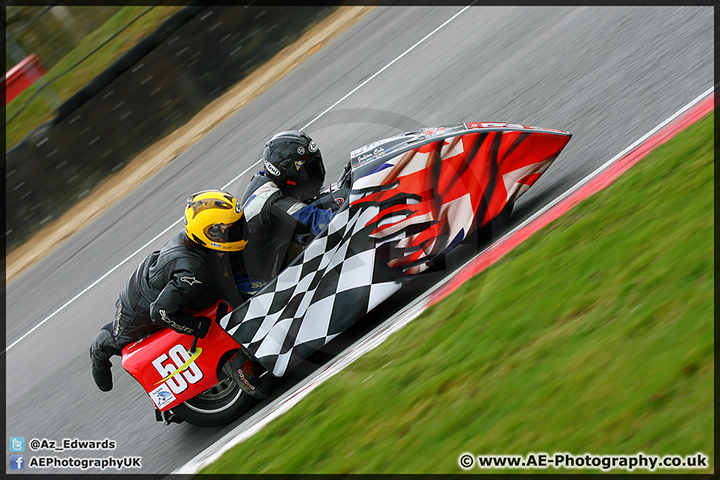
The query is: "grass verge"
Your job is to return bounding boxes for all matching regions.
[201,112,713,474]
[6,6,182,151]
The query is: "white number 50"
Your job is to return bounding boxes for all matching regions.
[151,344,203,394]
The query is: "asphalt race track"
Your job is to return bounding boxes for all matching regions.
[5,6,712,474]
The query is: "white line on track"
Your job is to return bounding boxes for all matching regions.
[4,159,266,355]
[4,6,472,353]
[301,5,473,131]
[5,215,174,353]
[172,86,713,475]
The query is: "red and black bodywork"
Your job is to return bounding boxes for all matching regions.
[121,301,243,423]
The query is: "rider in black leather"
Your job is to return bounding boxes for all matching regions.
[89,190,248,392]
[222,131,349,399]
[231,130,345,296]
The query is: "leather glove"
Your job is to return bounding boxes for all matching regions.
[194,316,212,339]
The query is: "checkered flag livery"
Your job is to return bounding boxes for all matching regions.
[220,123,571,376]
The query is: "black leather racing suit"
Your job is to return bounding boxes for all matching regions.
[90,231,244,362]
[231,171,342,296]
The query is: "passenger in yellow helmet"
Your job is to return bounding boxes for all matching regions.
[89,190,263,395]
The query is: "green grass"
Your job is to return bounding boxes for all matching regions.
[5,6,182,151]
[201,112,714,474]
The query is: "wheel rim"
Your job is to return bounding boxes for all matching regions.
[182,378,243,414]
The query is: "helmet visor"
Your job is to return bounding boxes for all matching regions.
[205,220,246,243]
[280,153,326,183]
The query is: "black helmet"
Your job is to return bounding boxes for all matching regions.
[262,130,326,201]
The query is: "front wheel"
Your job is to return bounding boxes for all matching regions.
[171,378,254,426]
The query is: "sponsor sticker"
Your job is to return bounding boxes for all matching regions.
[466,122,523,129]
[149,384,176,409]
[354,147,387,164]
[522,125,569,134]
[351,139,389,158]
[465,122,569,134]
[464,122,569,132]
[264,159,281,177]
[423,127,448,136]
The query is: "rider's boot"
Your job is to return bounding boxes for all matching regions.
[90,324,120,392]
[222,348,267,399]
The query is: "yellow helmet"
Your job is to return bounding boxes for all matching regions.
[184,190,248,252]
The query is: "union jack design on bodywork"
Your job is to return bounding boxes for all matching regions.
[220,123,571,377]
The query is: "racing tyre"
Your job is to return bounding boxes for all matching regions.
[171,377,254,426]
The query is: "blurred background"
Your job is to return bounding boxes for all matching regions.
[5,5,183,149]
[4,4,335,253]
[6,6,128,72]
